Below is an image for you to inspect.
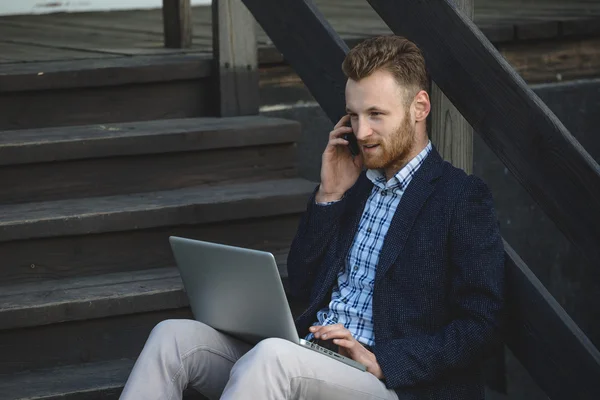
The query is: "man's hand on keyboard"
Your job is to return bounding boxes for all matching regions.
[309,324,384,379]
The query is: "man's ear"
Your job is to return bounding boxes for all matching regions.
[413,90,431,122]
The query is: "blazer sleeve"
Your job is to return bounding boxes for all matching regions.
[374,175,505,389]
[286,185,347,301]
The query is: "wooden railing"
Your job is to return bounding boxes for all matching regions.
[234,0,600,398]
[162,0,259,116]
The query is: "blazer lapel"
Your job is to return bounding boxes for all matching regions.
[375,148,445,283]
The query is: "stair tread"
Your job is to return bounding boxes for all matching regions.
[0,53,213,94]
[0,359,135,400]
[0,116,300,166]
[0,246,289,331]
[0,178,316,242]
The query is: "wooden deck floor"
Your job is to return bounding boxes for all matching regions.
[0,0,599,65]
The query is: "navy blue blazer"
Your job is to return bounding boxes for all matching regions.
[287,148,505,399]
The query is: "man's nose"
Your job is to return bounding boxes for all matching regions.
[354,120,371,141]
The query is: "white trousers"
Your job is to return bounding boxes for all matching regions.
[120,319,399,400]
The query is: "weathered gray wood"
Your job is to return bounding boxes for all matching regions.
[0,178,315,242]
[0,308,191,374]
[0,79,214,131]
[503,241,600,399]
[162,0,193,48]
[212,0,260,116]
[0,116,300,165]
[0,260,288,331]
[498,36,600,84]
[431,0,474,174]
[0,359,207,400]
[0,54,211,93]
[0,214,298,286]
[0,268,185,330]
[1,1,599,67]
[0,145,297,204]
[0,359,135,400]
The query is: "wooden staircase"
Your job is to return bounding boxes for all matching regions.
[0,23,314,399]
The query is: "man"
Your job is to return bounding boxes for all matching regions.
[120,35,504,400]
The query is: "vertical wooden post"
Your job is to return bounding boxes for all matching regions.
[162,0,192,48]
[212,0,260,116]
[430,0,474,173]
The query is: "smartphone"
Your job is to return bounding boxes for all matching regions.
[342,121,360,156]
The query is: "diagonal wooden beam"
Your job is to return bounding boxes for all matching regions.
[240,0,349,122]
[503,241,600,399]
[366,0,600,267]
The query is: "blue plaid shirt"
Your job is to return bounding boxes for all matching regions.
[306,142,432,346]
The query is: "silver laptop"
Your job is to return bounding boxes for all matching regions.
[169,236,367,372]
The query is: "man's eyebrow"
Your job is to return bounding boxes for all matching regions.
[345,106,387,113]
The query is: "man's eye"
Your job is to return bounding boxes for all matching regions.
[371,112,381,117]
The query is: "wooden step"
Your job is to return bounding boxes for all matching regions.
[0,307,192,374]
[0,257,302,377]
[0,116,301,204]
[0,179,315,285]
[0,265,301,376]
[0,359,206,400]
[0,260,290,331]
[0,55,215,130]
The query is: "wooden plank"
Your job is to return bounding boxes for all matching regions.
[498,36,600,84]
[0,116,299,165]
[430,0,474,174]
[0,79,214,131]
[0,144,297,204]
[213,0,260,116]
[0,359,207,400]
[0,23,188,57]
[0,256,288,331]
[515,21,560,40]
[0,308,191,374]
[0,214,298,287]
[503,241,600,399]
[0,41,111,63]
[0,54,211,93]
[0,178,314,242]
[367,0,600,266]
[162,0,193,48]
[0,359,135,400]
[0,268,185,330]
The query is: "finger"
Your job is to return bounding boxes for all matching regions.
[329,125,353,140]
[332,338,356,350]
[327,138,350,148]
[314,323,345,336]
[308,325,323,334]
[319,327,353,340]
[333,114,351,129]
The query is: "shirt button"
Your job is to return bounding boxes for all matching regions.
[342,298,348,303]
[367,227,372,233]
[353,265,359,271]
[381,191,387,196]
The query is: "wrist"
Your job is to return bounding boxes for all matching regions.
[315,186,344,204]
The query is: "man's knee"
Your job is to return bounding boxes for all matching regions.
[147,319,212,350]
[236,337,299,370]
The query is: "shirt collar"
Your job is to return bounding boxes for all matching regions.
[366,141,432,191]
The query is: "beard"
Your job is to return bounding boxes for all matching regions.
[360,110,416,172]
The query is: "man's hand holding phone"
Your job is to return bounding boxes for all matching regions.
[316,115,363,203]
